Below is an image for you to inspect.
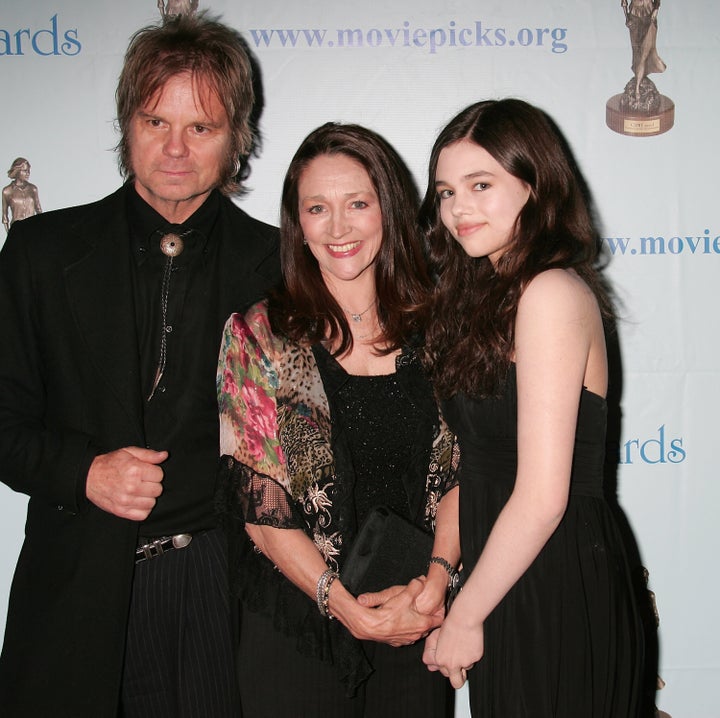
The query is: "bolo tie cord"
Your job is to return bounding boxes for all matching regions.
[147,231,187,401]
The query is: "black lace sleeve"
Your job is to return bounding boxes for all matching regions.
[217,454,303,529]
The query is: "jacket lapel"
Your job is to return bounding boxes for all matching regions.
[64,189,144,435]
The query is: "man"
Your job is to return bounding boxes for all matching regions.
[0,13,280,718]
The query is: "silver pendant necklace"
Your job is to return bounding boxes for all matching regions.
[343,299,376,323]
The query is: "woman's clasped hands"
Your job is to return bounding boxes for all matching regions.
[344,575,446,648]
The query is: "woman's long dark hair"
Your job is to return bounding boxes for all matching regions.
[269,122,431,355]
[420,99,614,397]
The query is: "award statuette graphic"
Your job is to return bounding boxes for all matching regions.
[2,157,43,233]
[157,0,199,20]
[606,0,674,136]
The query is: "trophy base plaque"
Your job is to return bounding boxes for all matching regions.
[606,94,675,137]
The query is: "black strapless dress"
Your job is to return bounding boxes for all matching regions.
[443,365,643,717]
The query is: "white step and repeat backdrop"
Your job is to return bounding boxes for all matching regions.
[1,2,717,716]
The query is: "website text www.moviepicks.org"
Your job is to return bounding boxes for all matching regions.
[248,20,569,55]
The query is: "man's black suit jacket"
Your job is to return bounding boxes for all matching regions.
[0,185,280,717]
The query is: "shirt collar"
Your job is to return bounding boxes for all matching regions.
[126,183,220,266]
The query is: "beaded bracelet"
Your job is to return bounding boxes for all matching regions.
[428,556,458,587]
[316,568,339,619]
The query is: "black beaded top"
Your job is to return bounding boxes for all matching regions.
[334,371,416,525]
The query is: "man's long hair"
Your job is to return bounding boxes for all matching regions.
[115,12,254,195]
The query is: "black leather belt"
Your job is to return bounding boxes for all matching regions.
[135,533,193,563]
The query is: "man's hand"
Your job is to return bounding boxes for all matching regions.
[86,447,167,520]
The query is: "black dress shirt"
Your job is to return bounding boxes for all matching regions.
[127,186,224,536]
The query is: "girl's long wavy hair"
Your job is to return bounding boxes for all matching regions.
[269,122,431,355]
[420,99,614,398]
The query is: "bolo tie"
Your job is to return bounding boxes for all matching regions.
[147,228,188,401]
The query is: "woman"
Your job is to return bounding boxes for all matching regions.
[419,99,644,716]
[217,122,459,717]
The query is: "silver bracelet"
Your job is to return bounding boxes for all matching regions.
[316,568,339,619]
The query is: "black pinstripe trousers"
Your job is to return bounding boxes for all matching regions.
[120,528,240,718]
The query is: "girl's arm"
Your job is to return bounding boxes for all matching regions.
[425,268,606,687]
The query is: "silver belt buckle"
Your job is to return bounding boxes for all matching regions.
[136,533,194,563]
[171,533,193,549]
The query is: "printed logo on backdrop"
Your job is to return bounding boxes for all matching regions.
[606,0,674,136]
[0,15,80,57]
[247,19,569,55]
[601,229,720,257]
[620,425,685,465]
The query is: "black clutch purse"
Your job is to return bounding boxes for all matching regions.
[341,506,434,595]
